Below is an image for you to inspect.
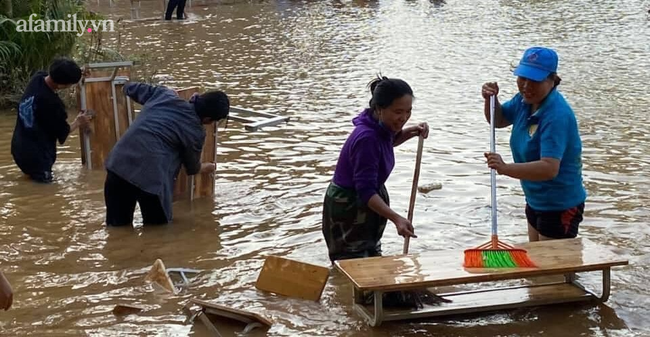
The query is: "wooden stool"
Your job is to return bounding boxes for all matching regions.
[185,298,272,336]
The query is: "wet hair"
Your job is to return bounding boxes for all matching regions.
[194,90,230,122]
[367,74,414,111]
[548,72,562,87]
[49,58,82,85]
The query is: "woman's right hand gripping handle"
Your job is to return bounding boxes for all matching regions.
[481,82,509,127]
[393,215,416,238]
[482,82,499,99]
[368,194,417,238]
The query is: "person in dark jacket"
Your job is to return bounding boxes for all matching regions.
[322,75,429,262]
[11,58,90,183]
[103,83,229,227]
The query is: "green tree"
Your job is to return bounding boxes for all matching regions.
[1,0,13,17]
[0,0,94,107]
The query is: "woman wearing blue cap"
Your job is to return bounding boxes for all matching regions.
[481,46,587,241]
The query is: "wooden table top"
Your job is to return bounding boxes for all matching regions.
[335,238,629,292]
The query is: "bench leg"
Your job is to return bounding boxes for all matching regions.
[568,268,611,303]
[197,311,223,337]
[564,272,576,283]
[353,286,364,305]
[372,291,384,327]
[242,322,264,334]
[598,268,611,302]
[352,288,384,327]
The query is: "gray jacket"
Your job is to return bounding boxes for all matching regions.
[105,82,205,222]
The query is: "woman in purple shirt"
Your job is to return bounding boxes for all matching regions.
[322,76,429,262]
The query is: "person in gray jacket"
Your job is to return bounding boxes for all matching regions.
[104,82,229,226]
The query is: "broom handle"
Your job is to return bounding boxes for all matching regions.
[403,134,425,255]
[489,95,498,245]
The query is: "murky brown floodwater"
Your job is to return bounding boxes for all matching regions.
[1,0,649,336]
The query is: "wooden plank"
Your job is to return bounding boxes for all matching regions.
[255,256,329,302]
[172,167,191,202]
[193,122,216,198]
[197,311,223,337]
[112,304,145,316]
[190,298,273,327]
[366,283,592,320]
[79,81,117,170]
[172,87,200,201]
[335,238,628,292]
[85,68,131,80]
[77,67,132,170]
[114,83,132,138]
[144,259,176,294]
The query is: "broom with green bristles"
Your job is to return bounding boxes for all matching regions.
[463,95,536,269]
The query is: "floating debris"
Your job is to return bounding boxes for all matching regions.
[418,182,443,193]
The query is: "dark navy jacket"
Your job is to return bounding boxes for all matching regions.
[11,72,71,177]
[105,83,206,222]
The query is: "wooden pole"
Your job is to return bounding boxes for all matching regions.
[403,135,424,255]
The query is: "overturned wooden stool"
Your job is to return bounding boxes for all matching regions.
[185,298,272,336]
[144,259,201,294]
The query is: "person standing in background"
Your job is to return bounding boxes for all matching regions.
[165,0,187,20]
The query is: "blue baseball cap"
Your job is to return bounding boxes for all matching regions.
[513,47,558,82]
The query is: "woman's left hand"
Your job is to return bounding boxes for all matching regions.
[413,122,429,139]
[484,152,508,174]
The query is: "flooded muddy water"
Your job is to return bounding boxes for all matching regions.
[1,0,649,336]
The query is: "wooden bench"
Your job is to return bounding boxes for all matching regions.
[335,237,628,327]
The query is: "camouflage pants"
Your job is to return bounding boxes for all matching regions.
[321,182,389,262]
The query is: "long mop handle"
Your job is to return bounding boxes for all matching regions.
[403,134,425,255]
[489,95,498,247]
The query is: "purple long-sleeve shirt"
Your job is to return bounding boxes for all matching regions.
[333,108,396,205]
